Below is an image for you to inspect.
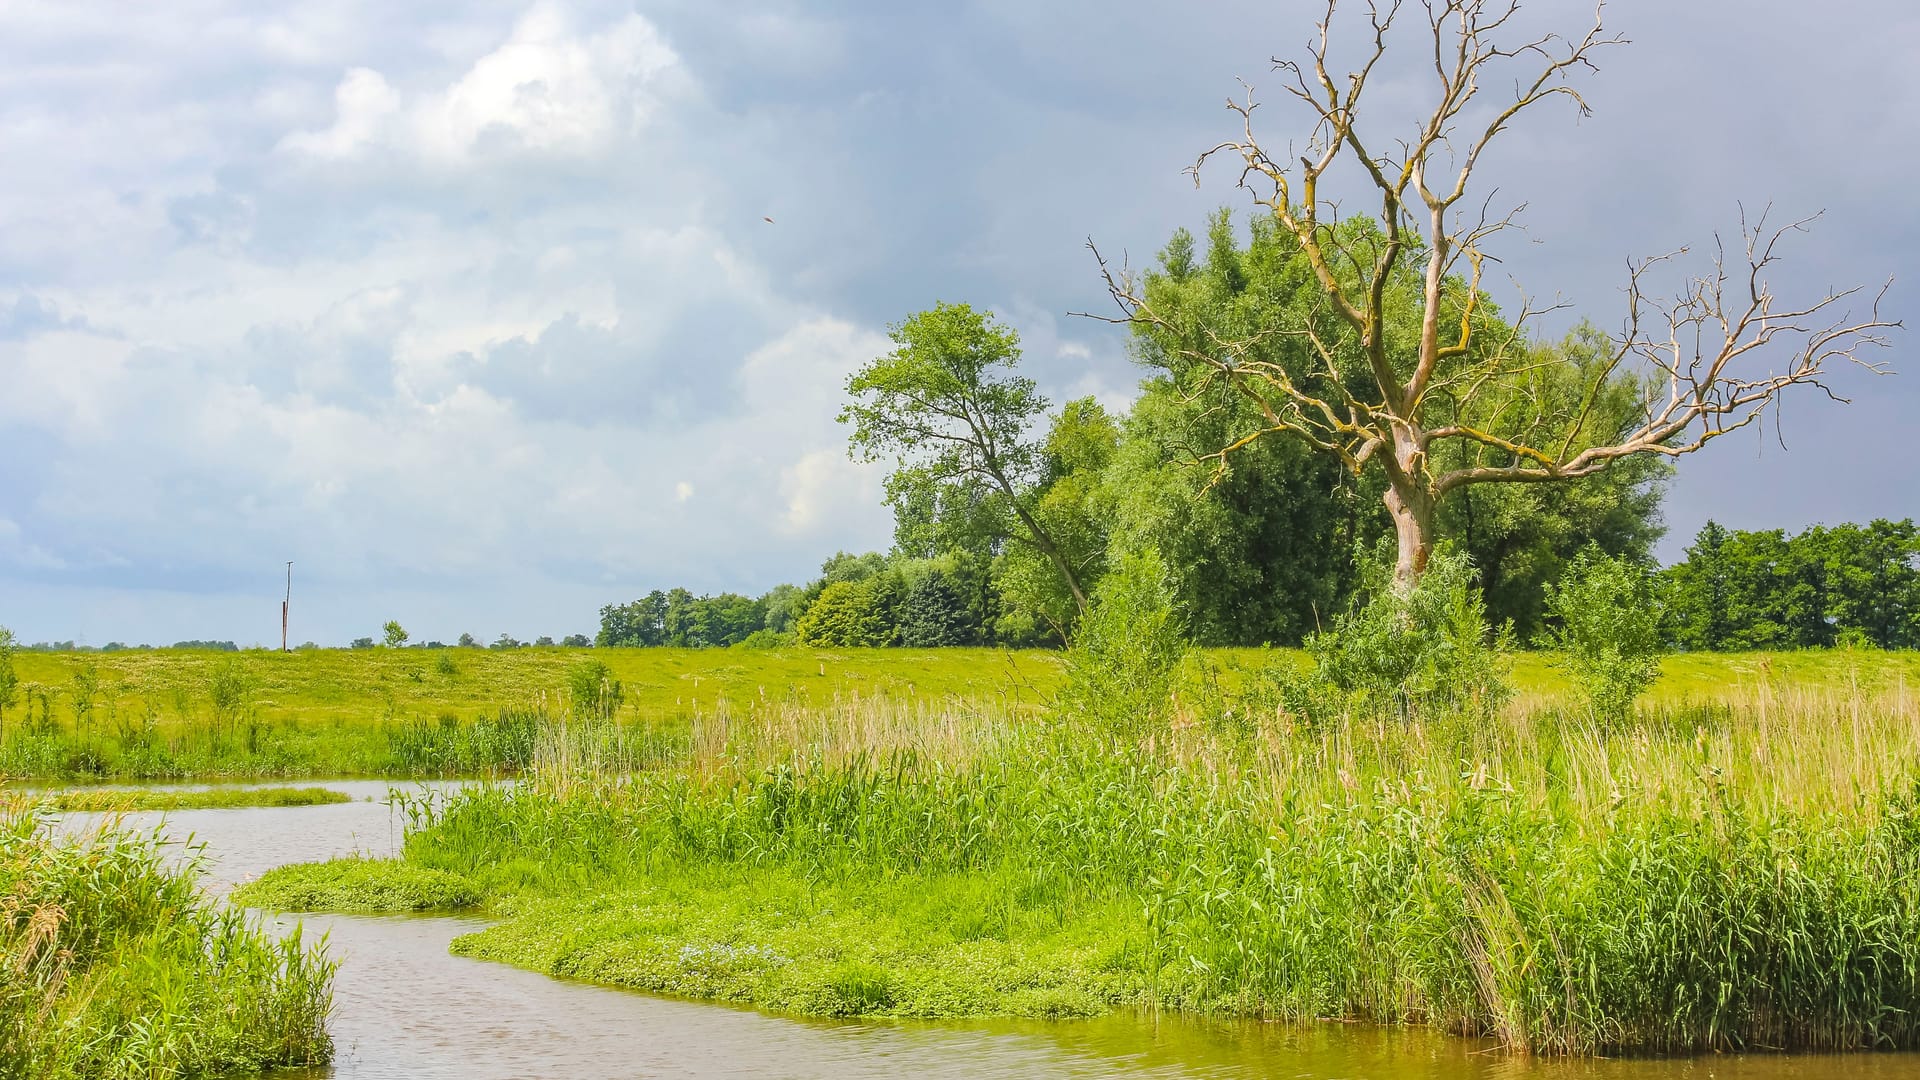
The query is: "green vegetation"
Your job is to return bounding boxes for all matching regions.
[1,805,334,1077]
[29,785,352,812]
[233,858,480,913]
[0,646,1062,780]
[1660,518,1920,650]
[224,637,1912,1056]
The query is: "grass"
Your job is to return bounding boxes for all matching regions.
[232,857,480,913]
[1,804,335,1078]
[0,646,1063,780]
[24,785,352,813]
[334,669,1920,1057]
[1,644,1911,781]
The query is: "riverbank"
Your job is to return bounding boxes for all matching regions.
[246,676,1920,1056]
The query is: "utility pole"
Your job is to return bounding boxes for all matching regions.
[282,562,293,652]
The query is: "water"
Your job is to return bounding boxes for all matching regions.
[59,782,1920,1079]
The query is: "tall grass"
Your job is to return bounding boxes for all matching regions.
[0,805,335,1078]
[400,678,1920,1055]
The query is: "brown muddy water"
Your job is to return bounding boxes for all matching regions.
[54,781,1920,1079]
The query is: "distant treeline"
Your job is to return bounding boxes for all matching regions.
[596,552,995,649]
[597,518,1920,652]
[1660,518,1920,650]
[16,639,243,653]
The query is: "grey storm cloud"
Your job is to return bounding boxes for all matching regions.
[0,0,1912,645]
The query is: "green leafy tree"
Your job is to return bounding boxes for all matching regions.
[1118,213,1665,641]
[794,580,897,647]
[842,302,1092,614]
[896,567,976,647]
[1057,548,1188,739]
[990,398,1119,642]
[382,621,409,648]
[1546,547,1664,725]
[1663,518,1920,650]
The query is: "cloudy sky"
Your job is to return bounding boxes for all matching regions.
[1,0,1913,646]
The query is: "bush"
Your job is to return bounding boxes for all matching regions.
[1546,546,1664,725]
[1293,545,1511,724]
[1056,548,1187,738]
[567,660,624,720]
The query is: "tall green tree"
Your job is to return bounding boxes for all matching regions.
[1118,213,1666,641]
[1662,519,1920,650]
[842,303,1092,614]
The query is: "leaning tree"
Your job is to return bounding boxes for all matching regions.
[1092,0,1897,589]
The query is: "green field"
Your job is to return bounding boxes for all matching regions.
[4,645,1917,781]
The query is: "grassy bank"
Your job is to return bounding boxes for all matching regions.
[1,806,335,1078]
[234,858,480,913]
[2,644,1911,781]
[21,785,352,813]
[254,669,1920,1055]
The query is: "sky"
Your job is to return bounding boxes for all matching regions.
[1,0,1913,647]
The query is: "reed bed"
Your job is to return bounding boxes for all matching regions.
[0,805,335,1078]
[395,680,1920,1055]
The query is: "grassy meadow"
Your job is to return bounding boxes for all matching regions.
[0,646,1065,779]
[2,643,1914,781]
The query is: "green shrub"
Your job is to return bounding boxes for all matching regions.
[1546,546,1664,725]
[1294,545,1511,724]
[1056,548,1187,738]
[566,660,624,720]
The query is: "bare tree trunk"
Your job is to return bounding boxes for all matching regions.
[1384,479,1436,592]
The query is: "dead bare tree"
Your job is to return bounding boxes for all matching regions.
[1090,0,1898,590]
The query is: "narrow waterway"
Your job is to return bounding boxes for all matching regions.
[61,782,1920,1079]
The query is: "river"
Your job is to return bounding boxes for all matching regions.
[63,781,1920,1079]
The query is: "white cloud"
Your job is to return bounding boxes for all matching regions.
[279,67,399,158]
[280,5,680,165]
[674,481,694,502]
